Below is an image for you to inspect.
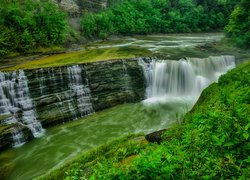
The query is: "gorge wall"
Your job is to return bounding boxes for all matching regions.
[27,59,145,127]
[0,58,146,150]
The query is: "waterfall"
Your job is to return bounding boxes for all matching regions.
[139,56,235,103]
[122,60,130,93]
[138,58,154,97]
[67,65,94,117]
[0,70,44,146]
[11,127,26,147]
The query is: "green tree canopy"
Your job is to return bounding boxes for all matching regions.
[225,0,250,48]
[80,0,237,39]
[0,0,68,56]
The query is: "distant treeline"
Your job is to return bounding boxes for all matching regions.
[81,0,237,37]
[81,0,249,48]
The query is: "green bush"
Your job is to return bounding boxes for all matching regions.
[225,0,250,48]
[0,0,68,56]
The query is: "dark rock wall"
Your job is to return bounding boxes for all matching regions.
[0,124,33,151]
[25,58,145,127]
[86,59,145,111]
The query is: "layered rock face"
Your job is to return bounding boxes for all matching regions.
[26,59,145,127]
[0,58,146,150]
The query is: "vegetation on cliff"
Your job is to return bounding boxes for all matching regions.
[40,61,250,179]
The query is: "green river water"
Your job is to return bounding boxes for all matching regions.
[0,100,190,179]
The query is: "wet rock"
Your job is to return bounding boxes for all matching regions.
[145,129,167,144]
[0,124,33,151]
[24,58,145,126]
[52,0,80,17]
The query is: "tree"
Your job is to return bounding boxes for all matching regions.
[225,0,250,47]
[0,0,68,55]
[79,0,239,40]
[81,12,96,38]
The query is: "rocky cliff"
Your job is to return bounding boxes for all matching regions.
[0,58,147,151]
[51,0,108,16]
[26,58,145,127]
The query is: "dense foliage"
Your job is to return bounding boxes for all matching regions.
[80,0,238,39]
[43,61,250,179]
[0,0,68,56]
[225,0,250,48]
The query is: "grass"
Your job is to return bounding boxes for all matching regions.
[39,60,250,179]
[3,46,152,71]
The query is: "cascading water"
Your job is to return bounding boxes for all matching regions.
[11,128,25,147]
[139,55,235,104]
[67,65,94,117]
[122,60,130,93]
[0,70,44,146]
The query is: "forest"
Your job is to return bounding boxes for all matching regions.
[0,0,249,56]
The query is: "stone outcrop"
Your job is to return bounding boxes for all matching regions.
[0,124,33,151]
[85,59,145,111]
[145,129,167,144]
[51,0,109,16]
[52,0,80,16]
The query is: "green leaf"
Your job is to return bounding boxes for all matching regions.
[212,135,222,146]
[223,142,234,147]
[243,133,249,140]
[245,123,250,130]
[243,156,250,164]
